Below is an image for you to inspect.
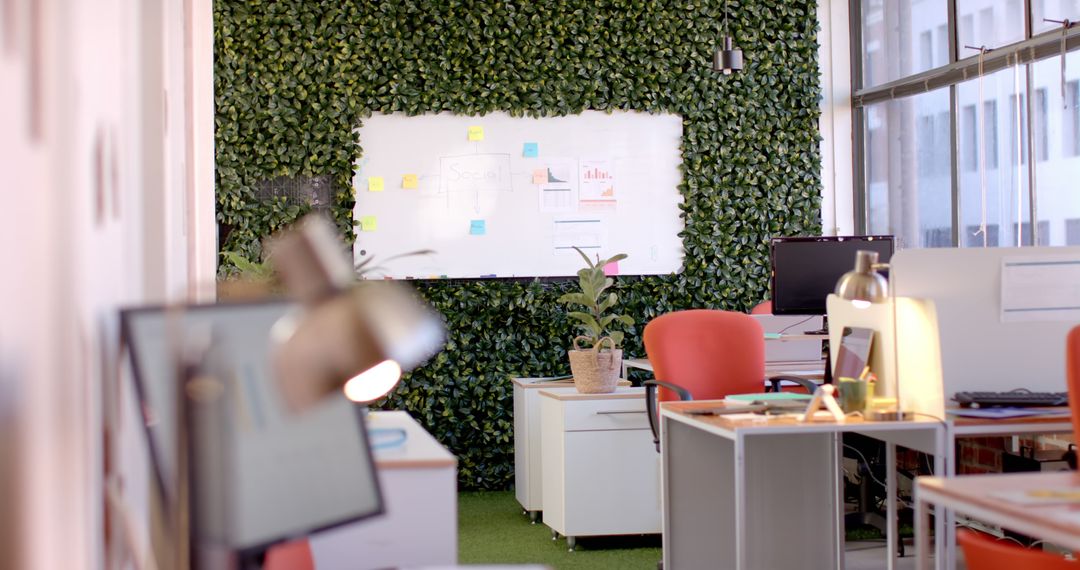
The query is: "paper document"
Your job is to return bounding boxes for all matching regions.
[1001,257,1080,322]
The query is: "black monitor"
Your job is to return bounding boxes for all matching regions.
[769,235,895,316]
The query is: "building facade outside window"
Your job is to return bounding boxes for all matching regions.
[854,0,1080,249]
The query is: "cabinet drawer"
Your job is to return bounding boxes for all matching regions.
[561,396,650,432]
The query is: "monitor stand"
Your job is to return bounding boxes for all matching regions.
[803,314,829,336]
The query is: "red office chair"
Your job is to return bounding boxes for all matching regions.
[263,539,315,570]
[642,310,816,451]
[750,300,772,315]
[958,529,1079,569]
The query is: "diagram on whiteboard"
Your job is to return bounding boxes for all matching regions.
[578,159,616,210]
[352,111,684,278]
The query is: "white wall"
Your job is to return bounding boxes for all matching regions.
[0,0,215,567]
[818,0,856,236]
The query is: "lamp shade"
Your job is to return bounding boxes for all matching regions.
[835,250,889,306]
[269,215,446,412]
[713,36,743,75]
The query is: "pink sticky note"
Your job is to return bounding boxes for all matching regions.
[603,261,619,276]
[532,168,547,184]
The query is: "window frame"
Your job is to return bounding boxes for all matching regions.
[850,0,1080,247]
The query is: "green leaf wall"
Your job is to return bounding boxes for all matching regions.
[214,0,823,490]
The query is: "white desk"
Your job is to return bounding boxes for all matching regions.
[309,411,457,570]
[660,400,945,570]
[915,471,1080,570]
[539,387,660,550]
[928,412,1074,570]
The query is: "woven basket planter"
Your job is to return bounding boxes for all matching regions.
[567,336,621,394]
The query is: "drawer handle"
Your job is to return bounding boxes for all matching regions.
[595,410,645,415]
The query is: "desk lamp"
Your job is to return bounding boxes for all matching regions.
[835,250,901,420]
[269,215,445,411]
[835,250,888,308]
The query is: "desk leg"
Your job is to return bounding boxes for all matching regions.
[886,442,897,570]
[943,427,957,570]
[662,419,736,570]
[915,491,931,570]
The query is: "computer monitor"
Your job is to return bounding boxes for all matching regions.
[120,301,384,557]
[769,235,895,316]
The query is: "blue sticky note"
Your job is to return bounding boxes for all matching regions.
[470,219,486,235]
[523,142,539,158]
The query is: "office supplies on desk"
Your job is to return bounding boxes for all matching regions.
[953,390,1069,408]
[725,392,812,403]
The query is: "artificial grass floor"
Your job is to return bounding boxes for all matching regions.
[458,491,662,570]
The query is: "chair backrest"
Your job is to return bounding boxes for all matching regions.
[1069,325,1080,443]
[750,300,772,315]
[263,539,315,570]
[957,529,1078,569]
[643,309,765,402]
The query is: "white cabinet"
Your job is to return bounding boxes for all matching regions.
[309,411,457,569]
[513,378,577,521]
[539,387,661,550]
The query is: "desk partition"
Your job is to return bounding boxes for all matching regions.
[891,246,1080,396]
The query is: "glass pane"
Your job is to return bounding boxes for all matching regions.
[861,0,949,88]
[957,66,1032,248]
[956,1,1025,52]
[864,88,953,247]
[1032,51,1080,245]
[1033,0,1080,34]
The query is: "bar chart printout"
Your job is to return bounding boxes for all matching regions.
[579,159,616,210]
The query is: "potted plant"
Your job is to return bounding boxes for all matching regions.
[558,248,634,393]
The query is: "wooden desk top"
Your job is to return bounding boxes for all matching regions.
[917,471,1080,551]
[662,400,942,436]
[538,386,644,401]
[511,377,630,389]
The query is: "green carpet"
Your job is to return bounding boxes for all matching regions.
[458,491,662,570]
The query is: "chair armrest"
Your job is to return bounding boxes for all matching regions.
[767,375,818,394]
[643,380,693,453]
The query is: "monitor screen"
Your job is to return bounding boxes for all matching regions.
[769,236,895,316]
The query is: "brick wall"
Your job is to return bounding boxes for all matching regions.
[957,435,1074,474]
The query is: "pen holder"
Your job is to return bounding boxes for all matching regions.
[837,377,871,414]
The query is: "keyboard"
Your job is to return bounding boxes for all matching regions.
[953,390,1069,408]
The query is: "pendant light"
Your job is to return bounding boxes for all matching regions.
[714,1,743,75]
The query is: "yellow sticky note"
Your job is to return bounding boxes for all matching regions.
[368,177,384,192]
[467,126,485,141]
[360,216,378,232]
[402,174,418,189]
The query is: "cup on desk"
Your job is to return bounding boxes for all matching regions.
[837,377,871,414]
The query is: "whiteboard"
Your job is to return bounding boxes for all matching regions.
[351,111,685,278]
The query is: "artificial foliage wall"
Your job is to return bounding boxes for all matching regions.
[215,0,822,490]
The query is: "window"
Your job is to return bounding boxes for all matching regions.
[1067,218,1080,245]
[961,105,978,171]
[863,89,953,248]
[1064,80,1079,157]
[1013,220,1051,246]
[965,223,1000,247]
[1034,88,1049,162]
[983,101,998,169]
[861,0,948,88]
[855,0,1080,249]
